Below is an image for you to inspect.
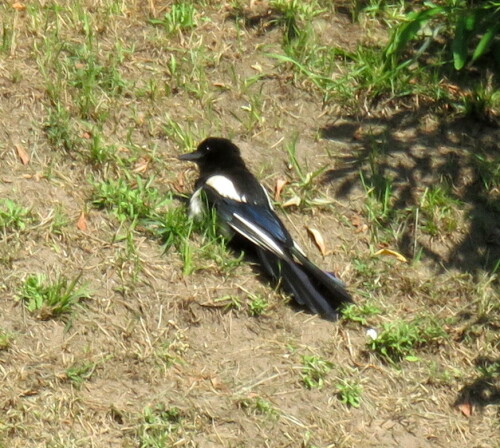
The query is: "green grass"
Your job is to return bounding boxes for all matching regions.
[267,0,499,118]
[48,205,70,236]
[247,294,269,317]
[0,329,12,351]
[301,355,332,389]
[213,295,242,312]
[155,335,189,370]
[419,186,460,236]
[88,133,118,165]
[66,361,97,387]
[149,2,198,35]
[138,405,183,448]
[18,273,90,320]
[367,316,448,365]
[0,199,31,232]
[148,201,243,276]
[43,102,78,152]
[341,302,382,326]
[335,378,363,408]
[278,136,331,209]
[0,1,498,446]
[91,176,168,222]
[238,396,279,418]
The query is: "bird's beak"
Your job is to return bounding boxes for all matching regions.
[178,150,202,161]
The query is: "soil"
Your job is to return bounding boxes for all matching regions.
[0,1,498,447]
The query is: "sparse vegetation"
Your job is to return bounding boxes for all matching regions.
[238,396,279,418]
[341,302,382,326]
[0,199,31,232]
[138,405,183,448]
[0,0,497,446]
[18,273,90,320]
[91,176,166,222]
[247,294,269,317]
[335,378,363,408]
[0,329,12,351]
[65,361,97,388]
[368,316,448,365]
[301,355,332,389]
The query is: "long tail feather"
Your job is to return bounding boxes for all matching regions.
[256,248,351,320]
[292,248,353,307]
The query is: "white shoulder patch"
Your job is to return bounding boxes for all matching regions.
[206,175,246,202]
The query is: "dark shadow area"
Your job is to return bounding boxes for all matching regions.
[454,356,500,410]
[320,110,500,274]
[228,235,344,321]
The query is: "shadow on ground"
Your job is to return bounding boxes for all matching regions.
[320,110,500,275]
[454,356,500,412]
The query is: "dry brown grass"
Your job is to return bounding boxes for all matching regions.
[0,1,498,447]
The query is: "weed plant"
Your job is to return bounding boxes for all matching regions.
[368,316,448,365]
[0,329,12,351]
[301,355,332,389]
[19,273,90,320]
[335,378,363,408]
[139,405,182,448]
[0,199,31,232]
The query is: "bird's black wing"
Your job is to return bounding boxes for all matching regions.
[200,179,353,319]
[210,192,295,261]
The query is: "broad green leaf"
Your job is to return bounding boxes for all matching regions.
[464,9,477,31]
[472,21,500,62]
[452,11,469,70]
[385,6,446,58]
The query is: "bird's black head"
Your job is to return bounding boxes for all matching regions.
[178,137,245,174]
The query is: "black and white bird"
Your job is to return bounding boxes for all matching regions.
[178,137,353,320]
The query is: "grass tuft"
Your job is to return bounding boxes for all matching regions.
[341,302,382,326]
[0,329,12,351]
[149,2,198,35]
[66,361,97,388]
[335,378,362,408]
[138,404,183,448]
[91,176,168,222]
[18,273,90,320]
[368,316,448,365]
[0,199,31,232]
[301,355,332,389]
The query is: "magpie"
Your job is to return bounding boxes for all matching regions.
[178,137,353,319]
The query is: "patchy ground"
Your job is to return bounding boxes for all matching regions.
[0,1,498,447]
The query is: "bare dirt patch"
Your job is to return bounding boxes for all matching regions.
[0,1,498,447]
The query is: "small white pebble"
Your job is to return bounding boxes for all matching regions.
[366,328,378,340]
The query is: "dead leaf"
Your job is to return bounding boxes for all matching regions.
[135,112,145,125]
[353,126,363,141]
[173,170,186,192]
[456,402,472,417]
[76,212,87,232]
[350,214,368,233]
[12,2,26,11]
[251,62,263,73]
[210,377,227,391]
[282,196,301,207]
[274,178,287,201]
[132,157,150,174]
[351,214,362,228]
[15,144,29,165]
[306,226,327,256]
[373,248,408,263]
